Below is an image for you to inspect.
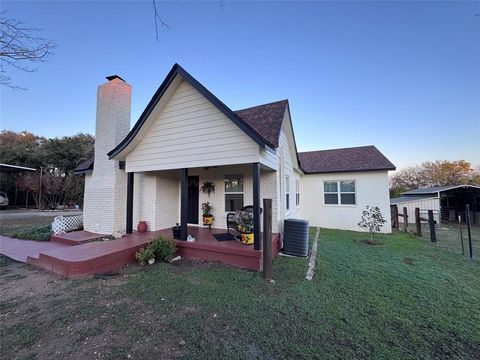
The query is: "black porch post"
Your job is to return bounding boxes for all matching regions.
[252,162,261,250]
[180,168,188,240]
[126,172,134,234]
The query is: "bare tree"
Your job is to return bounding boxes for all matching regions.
[151,0,225,41]
[152,0,170,41]
[0,11,55,89]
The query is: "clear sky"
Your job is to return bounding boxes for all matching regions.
[1,0,479,170]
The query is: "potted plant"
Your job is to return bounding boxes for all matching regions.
[201,181,215,197]
[201,202,214,228]
[172,223,181,239]
[237,211,254,245]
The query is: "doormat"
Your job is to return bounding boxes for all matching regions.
[213,233,236,241]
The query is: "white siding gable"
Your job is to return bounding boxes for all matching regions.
[278,110,302,223]
[125,80,259,172]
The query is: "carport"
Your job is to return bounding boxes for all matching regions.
[0,163,36,208]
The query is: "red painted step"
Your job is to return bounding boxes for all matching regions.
[50,230,105,246]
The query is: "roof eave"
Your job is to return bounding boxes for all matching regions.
[303,167,396,175]
[74,169,93,175]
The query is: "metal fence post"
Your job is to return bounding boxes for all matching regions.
[428,210,436,243]
[458,215,465,256]
[466,205,473,259]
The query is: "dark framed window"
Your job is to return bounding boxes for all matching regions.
[286,176,290,210]
[295,179,300,206]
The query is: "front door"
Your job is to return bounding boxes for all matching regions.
[188,176,199,224]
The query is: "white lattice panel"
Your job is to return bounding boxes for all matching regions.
[52,215,83,235]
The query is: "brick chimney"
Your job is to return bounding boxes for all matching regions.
[83,76,132,234]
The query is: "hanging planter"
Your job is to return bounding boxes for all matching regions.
[201,181,215,197]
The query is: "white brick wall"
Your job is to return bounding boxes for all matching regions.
[133,173,157,231]
[260,169,279,233]
[83,77,131,234]
[155,170,180,230]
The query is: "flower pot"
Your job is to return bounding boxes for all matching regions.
[172,227,180,239]
[241,233,254,245]
[202,215,213,226]
[148,258,155,265]
[137,221,148,233]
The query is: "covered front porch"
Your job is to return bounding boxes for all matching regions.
[125,162,279,251]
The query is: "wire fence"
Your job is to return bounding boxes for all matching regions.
[392,205,478,260]
[407,221,479,258]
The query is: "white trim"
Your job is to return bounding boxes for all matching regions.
[323,179,357,206]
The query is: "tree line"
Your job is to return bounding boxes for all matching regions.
[390,160,480,198]
[0,130,94,208]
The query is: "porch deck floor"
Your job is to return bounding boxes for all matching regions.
[3,227,280,277]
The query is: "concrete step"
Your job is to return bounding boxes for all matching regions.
[50,231,106,246]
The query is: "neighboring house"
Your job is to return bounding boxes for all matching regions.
[391,185,480,224]
[75,64,395,248]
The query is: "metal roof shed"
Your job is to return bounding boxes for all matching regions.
[391,184,480,224]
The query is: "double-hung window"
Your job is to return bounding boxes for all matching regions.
[225,174,244,211]
[324,180,356,205]
[285,176,290,210]
[295,179,300,206]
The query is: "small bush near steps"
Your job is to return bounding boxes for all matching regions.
[135,246,155,266]
[151,235,177,262]
[135,235,177,265]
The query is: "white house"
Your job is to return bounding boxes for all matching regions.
[75,64,395,248]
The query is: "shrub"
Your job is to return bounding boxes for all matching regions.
[135,246,155,266]
[11,225,52,241]
[358,206,387,241]
[150,235,177,262]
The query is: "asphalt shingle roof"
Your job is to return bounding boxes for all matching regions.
[298,145,396,174]
[74,157,94,174]
[235,100,288,148]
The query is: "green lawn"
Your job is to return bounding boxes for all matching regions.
[2,228,479,359]
[0,215,55,238]
[121,229,480,359]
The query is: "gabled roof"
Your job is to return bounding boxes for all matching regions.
[108,64,276,159]
[74,158,94,175]
[403,184,480,195]
[298,145,396,174]
[235,100,288,148]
